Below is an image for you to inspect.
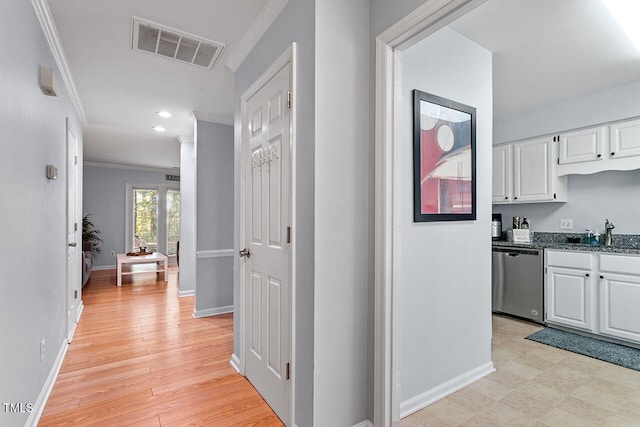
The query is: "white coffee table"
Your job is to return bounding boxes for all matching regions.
[116,252,168,286]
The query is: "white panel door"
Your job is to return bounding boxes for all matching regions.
[243,62,291,425]
[513,137,552,202]
[610,117,640,159]
[546,266,595,331]
[599,274,640,344]
[66,121,79,341]
[559,126,607,164]
[492,143,512,203]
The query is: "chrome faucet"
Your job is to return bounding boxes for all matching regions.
[604,219,615,246]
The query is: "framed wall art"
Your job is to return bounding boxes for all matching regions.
[413,90,476,222]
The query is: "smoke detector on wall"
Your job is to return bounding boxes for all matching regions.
[132,17,225,69]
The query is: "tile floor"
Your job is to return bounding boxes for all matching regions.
[401,315,640,426]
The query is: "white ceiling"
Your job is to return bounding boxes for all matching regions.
[449,0,640,119]
[46,0,640,169]
[47,0,270,169]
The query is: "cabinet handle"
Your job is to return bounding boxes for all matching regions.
[600,275,604,279]
[611,152,616,156]
[585,273,590,277]
[514,196,518,200]
[597,154,602,158]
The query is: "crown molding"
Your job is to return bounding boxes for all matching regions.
[31,0,88,126]
[226,0,288,71]
[84,161,180,174]
[191,111,234,126]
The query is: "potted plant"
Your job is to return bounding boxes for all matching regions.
[82,214,103,254]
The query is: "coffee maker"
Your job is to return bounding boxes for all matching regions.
[492,213,502,240]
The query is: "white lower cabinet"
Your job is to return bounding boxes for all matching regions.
[545,250,640,345]
[546,251,596,332]
[598,254,640,343]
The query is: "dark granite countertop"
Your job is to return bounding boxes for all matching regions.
[492,232,640,255]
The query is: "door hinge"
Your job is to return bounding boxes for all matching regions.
[287,91,291,109]
[74,222,78,232]
[287,226,291,244]
[74,290,78,299]
[286,362,291,380]
[74,156,78,165]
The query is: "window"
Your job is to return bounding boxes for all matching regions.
[126,183,180,260]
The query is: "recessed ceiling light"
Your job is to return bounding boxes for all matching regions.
[156,111,172,118]
[153,126,166,132]
[602,0,640,52]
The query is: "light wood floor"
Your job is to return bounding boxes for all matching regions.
[39,267,283,426]
[402,315,640,426]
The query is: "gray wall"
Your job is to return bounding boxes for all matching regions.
[493,80,640,235]
[83,165,176,267]
[0,1,83,425]
[194,120,234,314]
[400,27,493,406]
[234,0,315,424]
[314,0,371,425]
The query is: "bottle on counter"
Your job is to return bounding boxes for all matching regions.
[585,226,592,244]
[521,217,529,229]
[593,229,601,245]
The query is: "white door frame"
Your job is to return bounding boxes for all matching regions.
[124,182,180,261]
[238,43,297,425]
[373,1,487,424]
[66,118,81,342]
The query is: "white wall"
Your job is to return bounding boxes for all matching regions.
[179,138,196,295]
[314,0,371,425]
[194,120,234,316]
[399,27,493,410]
[0,1,83,425]
[493,80,640,234]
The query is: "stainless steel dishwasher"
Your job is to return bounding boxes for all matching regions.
[491,246,544,323]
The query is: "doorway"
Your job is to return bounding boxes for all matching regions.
[125,183,180,263]
[373,1,490,424]
[66,118,81,341]
[238,44,296,426]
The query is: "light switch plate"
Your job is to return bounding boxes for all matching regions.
[560,218,573,230]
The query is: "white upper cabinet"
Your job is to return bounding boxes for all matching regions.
[492,143,512,203]
[556,117,640,175]
[610,118,640,159]
[493,137,567,204]
[558,126,607,165]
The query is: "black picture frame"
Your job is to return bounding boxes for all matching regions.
[413,90,476,222]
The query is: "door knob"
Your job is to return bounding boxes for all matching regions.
[239,248,251,259]
[68,242,77,247]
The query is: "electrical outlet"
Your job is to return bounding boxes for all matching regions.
[560,218,573,230]
[40,338,45,361]
[111,251,115,257]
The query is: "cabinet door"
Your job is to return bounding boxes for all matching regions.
[492,144,512,203]
[610,118,640,159]
[546,266,595,331]
[599,273,640,343]
[513,137,554,202]
[559,127,607,164]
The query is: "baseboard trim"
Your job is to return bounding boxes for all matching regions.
[192,305,233,318]
[352,420,373,427]
[26,339,69,427]
[230,353,241,373]
[92,264,116,271]
[177,289,195,297]
[400,362,495,419]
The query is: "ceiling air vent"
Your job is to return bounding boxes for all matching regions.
[132,17,225,69]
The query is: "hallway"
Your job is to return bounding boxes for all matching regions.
[40,267,282,426]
